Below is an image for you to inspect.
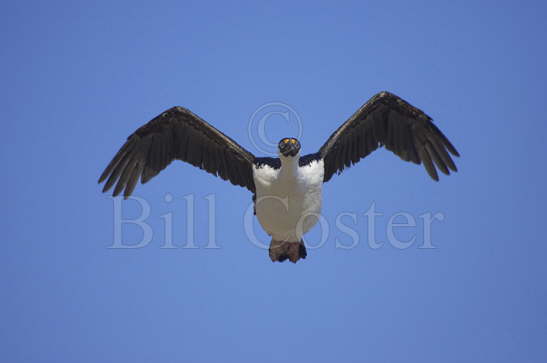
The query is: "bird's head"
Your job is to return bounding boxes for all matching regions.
[278,137,301,157]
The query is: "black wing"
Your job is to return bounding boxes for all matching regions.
[98,106,256,198]
[319,91,460,182]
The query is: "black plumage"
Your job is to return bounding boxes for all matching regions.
[317,91,459,182]
[99,91,460,199]
[98,106,256,198]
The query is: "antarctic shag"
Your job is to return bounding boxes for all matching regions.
[99,91,459,263]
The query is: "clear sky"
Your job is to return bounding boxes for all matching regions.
[2,1,546,362]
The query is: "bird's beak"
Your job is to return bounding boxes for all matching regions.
[279,142,299,157]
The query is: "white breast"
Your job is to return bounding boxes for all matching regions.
[252,158,324,242]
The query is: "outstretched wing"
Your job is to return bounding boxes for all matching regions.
[98,106,256,198]
[318,91,460,182]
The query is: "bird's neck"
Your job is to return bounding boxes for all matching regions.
[279,154,300,176]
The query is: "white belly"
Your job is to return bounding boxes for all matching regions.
[253,159,324,242]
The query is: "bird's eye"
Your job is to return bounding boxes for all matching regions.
[283,139,289,143]
[290,139,296,144]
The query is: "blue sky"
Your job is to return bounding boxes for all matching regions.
[2,1,546,362]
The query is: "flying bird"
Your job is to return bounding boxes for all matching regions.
[99,91,459,263]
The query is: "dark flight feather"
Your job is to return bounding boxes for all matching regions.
[99,107,256,198]
[317,91,460,182]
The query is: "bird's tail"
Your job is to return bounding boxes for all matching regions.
[269,239,307,263]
